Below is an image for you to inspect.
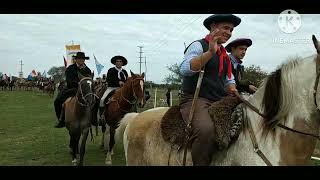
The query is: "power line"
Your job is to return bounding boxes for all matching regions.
[147,15,204,56]
[148,15,194,51]
[152,15,203,51]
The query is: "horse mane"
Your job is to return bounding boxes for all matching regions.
[113,77,134,98]
[261,57,301,132]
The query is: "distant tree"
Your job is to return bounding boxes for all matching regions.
[163,63,182,86]
[47,66,66,83]
[163,63,268,89]
[243,65,268,87]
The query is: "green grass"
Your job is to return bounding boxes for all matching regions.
[0,90,125,166]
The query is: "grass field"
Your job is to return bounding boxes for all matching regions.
[0,90,125,166]
[1,90,320,166]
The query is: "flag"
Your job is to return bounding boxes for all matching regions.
[31,70,37,77]
[66,44,81,67]
[94,54,104,76]
[42,70,46,77]
[27,73,33,80]
[63,56,67,68]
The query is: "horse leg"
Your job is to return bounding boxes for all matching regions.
[100,125,106,149]
[105,126,115,165]
[78,127,89,166]
[69,133,80,166]
[109,126,115,155]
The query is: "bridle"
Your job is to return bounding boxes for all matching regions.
[112,77,144,112]
[236,55,320,166]
[76,77,99,107]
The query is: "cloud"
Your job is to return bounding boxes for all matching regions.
[0,14,319,83]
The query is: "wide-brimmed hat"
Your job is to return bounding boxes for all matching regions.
[72,52,90,60]
[203,14,241,30]
[110,55,128,66]
[225,38,252,52]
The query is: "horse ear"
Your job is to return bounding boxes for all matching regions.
[130,70,136,78]
[312,35,320,54]
[141,72,145,78]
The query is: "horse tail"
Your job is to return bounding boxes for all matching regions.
[115,112,139,143]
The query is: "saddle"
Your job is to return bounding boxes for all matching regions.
[104,89,117,105]
[99,87,118,107]
[160,96,244,150]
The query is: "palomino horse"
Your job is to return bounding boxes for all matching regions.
[123,35,320,166]
[101,71,145,165]
[63,72,97,166]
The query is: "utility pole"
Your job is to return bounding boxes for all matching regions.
[138,46,143,75]
[144,56,147,82]
[19,60,24,78]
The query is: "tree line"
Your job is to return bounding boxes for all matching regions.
[47,63,268,90]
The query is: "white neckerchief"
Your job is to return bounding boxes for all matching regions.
[115,66,126,80]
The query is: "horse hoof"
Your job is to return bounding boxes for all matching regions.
[72,159,78,166]
[105,160,112,165]
[105,153,112,165]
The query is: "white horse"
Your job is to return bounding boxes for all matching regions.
[101,112,139,165]
[122,35,320,166]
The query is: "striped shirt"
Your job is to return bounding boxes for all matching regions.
[179,41,236,87]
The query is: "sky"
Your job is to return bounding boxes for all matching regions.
[0,14,319,83]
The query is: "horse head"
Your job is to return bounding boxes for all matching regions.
[130,71,145,108]
[77,72,97,107]
[239,34,320,165]
[120,71,145,108]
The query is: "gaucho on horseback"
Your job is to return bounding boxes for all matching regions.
[54,52,92,128]
[179,14,241,166]
[99,55,129,116]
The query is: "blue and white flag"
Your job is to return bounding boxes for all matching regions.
[27,73,33,80]
[94,54,104,76]
[42,70,46,77]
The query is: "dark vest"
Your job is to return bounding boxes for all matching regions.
[181,39,228,102]
[232,62,244,84]
[107,67,128,87]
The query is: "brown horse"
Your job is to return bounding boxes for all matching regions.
[63,72,97,166]
[101,71,145,165]
[44,81,55,97]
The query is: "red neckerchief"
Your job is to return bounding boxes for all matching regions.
[204,34,232,79]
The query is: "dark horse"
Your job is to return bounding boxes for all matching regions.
[62,72,97,166]
[0,80,8,90]
[8,79,15,91]
[100,71,145,165]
